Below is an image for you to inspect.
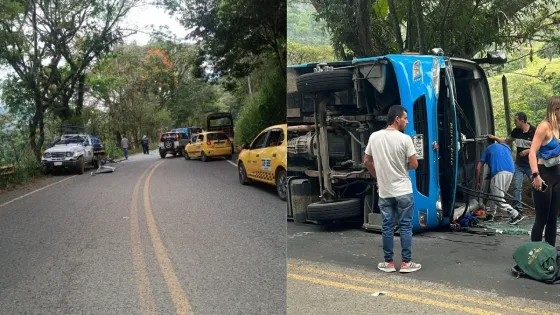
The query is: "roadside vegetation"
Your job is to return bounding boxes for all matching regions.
[0,0,286,189]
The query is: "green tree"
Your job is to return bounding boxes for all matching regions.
[287,41,336,65]
[0,0,139,160]
[164,0,287,81]
[295,0,560,59]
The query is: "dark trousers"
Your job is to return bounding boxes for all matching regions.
[531,164,560,246]
[142,143,149,154]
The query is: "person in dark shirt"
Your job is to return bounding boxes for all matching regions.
[488,112,536,214]
[475,140,525,225]
[141,135,150,155]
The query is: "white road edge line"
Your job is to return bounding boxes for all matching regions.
[0,175,77,209]
[227,160,237,167]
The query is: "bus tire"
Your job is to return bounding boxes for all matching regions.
[306,198,361,221]
[296,70,353,94]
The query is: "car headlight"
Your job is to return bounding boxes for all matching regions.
[44,152,51,158]
[66,152,72,157]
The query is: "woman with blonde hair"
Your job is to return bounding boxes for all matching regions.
[528,96,560,246]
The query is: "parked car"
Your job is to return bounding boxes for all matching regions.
[184,131,233,161]
[41,134,98,174]
[237,124,287,201]
[159,131,189,158]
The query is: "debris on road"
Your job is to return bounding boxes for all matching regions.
[91,160,116,176]
[371,292,387,297]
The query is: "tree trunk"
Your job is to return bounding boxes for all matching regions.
[29,98,44,162]
[356,0,375,57]
[388,0,403,53]
[440,0,453,51]
[414,0,426,54]
[76,74,85,116]
[405,0,415,51]
[272,39,287,82]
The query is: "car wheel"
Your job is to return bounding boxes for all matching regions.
[238,162,251,185]
[201,151,208,162]
[159,150,166,159]
[164,140,173,150]
[276,168,287,201]
[184,151,190,160]
[76,157,84,175]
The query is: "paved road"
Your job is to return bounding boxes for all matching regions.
[288,222,560,315]
[0,151,286,315]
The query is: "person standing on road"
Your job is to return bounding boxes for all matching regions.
[475,139,524,224]
[142,135,149,155]
[528,96,560,247]
[364,105,421,274]
[488,112,536,214]
[121,136,129,160]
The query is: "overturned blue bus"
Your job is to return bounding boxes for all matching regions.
[286,50,507,232]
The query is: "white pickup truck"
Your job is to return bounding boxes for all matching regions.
[41,134,102,174]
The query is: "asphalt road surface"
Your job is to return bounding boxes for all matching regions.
[288,222,560,315]
[0,151,286,315]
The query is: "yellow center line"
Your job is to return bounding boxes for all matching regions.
[288,273,502,315]
[130,161,160,315]
[288,264,559,315]
[144,161,195,315]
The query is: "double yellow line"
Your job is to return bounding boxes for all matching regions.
[130,160,194,315]
[288,264,560,315]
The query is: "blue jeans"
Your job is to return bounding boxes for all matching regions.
[513,165,531,212]
[378,193,414,263]
[123,148,128,159]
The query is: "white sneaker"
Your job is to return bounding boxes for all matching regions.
[377,261,396,273]
[399,261,421,273]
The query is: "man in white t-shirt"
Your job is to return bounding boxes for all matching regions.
[364,105,421,273]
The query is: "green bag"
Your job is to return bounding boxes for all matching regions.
[512,241,559,282]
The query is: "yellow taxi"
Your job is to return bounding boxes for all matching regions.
[184,131,233,162]
[237,124,287,201]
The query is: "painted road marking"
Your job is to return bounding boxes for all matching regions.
[227,160,237,167]
[288,264,558,315]
[0,175,77,209]
[288,273,503,315]
[144,161,194,315]
[130,161,160,315]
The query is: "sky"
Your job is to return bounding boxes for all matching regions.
[122,4,191,45]
[0,4,190,110]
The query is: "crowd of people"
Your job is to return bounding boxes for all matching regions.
[363,97,560,273]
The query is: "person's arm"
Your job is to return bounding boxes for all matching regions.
[364,135,376,178]
[475,149,489,190]
[406,137,418,170]
[364,153,376,178]
[488,134,513,145]
[475,161,484,190]
[529,122,548,182]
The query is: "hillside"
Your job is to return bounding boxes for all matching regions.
[287,3,330,46]
[487,56,560,137]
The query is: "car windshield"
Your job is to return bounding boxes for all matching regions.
[56,136,85,144]
[207,133,229,141]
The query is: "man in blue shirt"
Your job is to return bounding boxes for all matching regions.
[475,140,525,225]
